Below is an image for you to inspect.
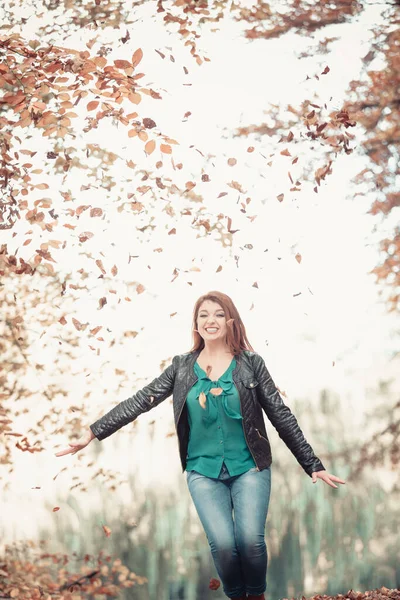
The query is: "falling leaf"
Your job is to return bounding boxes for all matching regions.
[132,48,143,67]
[90,208,103,217]
[277,193,284,202]
[87,101,99,111]
[53,507,60,512]
[103,525,112,537]
[295,253,302,263]
[72,318,88,331]
[247,146,255,153]
[114,59,132,69]
[144,140,156,154]
[143,117,156,129]
[227,158,237,166]
[111,265,118,276]
[59,316,67,325]
[160,144,172,154]
[90,326,102,335]
[209,578,220,590]
[322,66,330,75]
[96,259,106,274]
[98,297,107,309]
[280,149,291,156]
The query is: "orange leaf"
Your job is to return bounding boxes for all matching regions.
[128,92,142,105]
[96,259,106,274]
[114,59,132,69]
[144,139,156,155]
[160,144,172,154]
[87,101,99,111]
[132,48,143,67]
[53,507,60,512]
[103,525,112,537]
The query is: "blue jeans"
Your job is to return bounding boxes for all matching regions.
[186,462,272,598]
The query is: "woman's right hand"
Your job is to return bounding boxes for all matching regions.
[55,429,96,457]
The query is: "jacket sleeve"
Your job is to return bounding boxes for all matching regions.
[90,356,177,441]
[252,353,326,477]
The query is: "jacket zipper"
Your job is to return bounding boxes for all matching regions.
[255,427,268,442]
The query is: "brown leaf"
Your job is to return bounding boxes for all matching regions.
[144,139,156,155]
[280,149,291,157]
[59,316,67,325]
[277,193,284,202]
[87,101,99,111]
[96,259,106,274]
[98,297,107,309]
[72,318,88,331]
[143,117,156,129]
[103,525,112,537]
[79,231,94,242]
[53,506,60,512]
[114,59,132,69]
[90,208,103,217]
[160,144,172,154]
[90,326,102,335]
[295,253,302,263]
[132,48,144,67]
[111,264,118,276]
[227,158,237,166]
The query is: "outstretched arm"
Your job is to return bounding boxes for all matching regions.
[90,356,177,441]
[252,353,326,478]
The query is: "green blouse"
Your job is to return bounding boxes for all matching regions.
[185,357,256,478]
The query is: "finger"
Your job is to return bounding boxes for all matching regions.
[329,475,346,484]
[323,477,338,489]
[55,449,72,457]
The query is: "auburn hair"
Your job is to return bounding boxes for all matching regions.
[188,290,256,357]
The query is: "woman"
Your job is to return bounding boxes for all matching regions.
[56,291,346,600]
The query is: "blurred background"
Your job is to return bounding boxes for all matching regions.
[1,0,399,598]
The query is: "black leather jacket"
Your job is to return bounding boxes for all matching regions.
[90,348,326,478]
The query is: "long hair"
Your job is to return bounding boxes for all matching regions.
[188,291,256,356]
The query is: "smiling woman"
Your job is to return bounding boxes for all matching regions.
[55,289,345,600]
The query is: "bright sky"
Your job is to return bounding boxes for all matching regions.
[2,0,400,542]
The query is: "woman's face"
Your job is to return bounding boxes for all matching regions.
[196,300,227,342]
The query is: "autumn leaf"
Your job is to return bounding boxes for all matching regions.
[96,259,106,274]
[53,507,60,512]
[87,101,99,111]
[72,318,87,331]
[103,525,112,537]
[132,48,143,67]
[98,297,107,309]
[114,59,132,69]
[209,578,220,590]
[90,208,103,217]
[295,253,302,263]
[160,144,172,154]
[227,158,237,166]
[144,139,156,155]
[59,316,67,325]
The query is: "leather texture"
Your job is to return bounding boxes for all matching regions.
[90,348,326,477]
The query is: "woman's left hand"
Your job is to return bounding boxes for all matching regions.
[311,470,346,488]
